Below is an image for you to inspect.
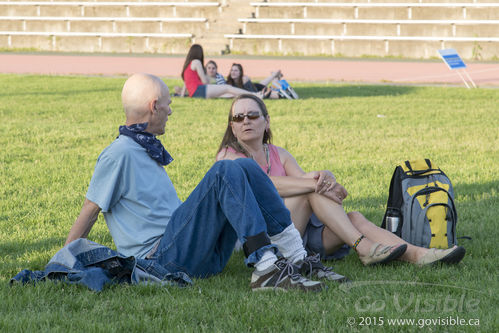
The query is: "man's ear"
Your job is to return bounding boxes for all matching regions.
[149,100,157,113]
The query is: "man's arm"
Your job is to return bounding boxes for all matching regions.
[65,199,101,245]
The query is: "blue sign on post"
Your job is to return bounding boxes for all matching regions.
[437,48,476,88]
[438,49,466,70]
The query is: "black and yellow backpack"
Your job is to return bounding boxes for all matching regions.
[382,159,458,249]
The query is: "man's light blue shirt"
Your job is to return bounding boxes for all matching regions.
[86,135,182,258]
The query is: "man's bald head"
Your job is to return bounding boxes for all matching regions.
[121,73,169,123]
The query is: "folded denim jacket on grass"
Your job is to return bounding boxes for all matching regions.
[11,238,192,292]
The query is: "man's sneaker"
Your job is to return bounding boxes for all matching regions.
[299,254,349,283]
[250,258,325,292]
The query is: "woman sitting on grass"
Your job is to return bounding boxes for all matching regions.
[206,60,226,85]
[216,94,466,266]
[181,44,268,99]
[226,63,281,99]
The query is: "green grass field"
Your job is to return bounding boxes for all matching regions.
[1,74,498,332]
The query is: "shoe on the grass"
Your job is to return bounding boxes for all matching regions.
[417,246,466,267]
[359,243,407,266]
[250,258,324,292]
[298,254,349,283]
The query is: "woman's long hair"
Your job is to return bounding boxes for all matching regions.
[216,94,272,158]
[181,44,204,80]
[226,63,244,88]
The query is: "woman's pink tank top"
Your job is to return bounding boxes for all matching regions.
[222,144,287,176]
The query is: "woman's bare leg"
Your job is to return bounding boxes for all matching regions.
[286,192,444,264]
[321,227,345,255]
[260,70,281,86]
[205,84,259,98]
[347,212,428,263]
[284,193,380,257]
[283,196,312,236]
[284,196,345,255]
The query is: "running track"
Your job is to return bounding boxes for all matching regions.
[1,53,499,87]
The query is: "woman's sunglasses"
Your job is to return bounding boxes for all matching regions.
[231,111,261,123]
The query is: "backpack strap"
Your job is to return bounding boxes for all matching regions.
[403,159,440,176]
[404,160,413,173]
[425,158,432,169]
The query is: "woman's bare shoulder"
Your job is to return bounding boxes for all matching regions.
[191,59,203,68]
[216,147,241,161]
[274,145,293,159]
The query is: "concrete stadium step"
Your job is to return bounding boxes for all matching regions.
[0,2,221,18]
[0,32,193,53]
[0,17,209,35]
[240,20,499,39]
[198,0,253,55]
[228,36,499,60]
[253,0,499,3]
[253,3,499,21]
[196,37,230,55]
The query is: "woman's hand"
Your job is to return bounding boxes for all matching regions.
[322,183,348,205]
[314,170,337,194]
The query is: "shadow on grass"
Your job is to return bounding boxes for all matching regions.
[294,85,418,99]
[454,180,499,199]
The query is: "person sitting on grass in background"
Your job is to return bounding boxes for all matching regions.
[206,60,226,85]
[226,63,282,99]
[180,44,269,99]
[216,94,466,267]
[65,73,349,292]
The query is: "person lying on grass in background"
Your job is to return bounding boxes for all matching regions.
[180,44,270,99]
[216,94,466,267]
[226,63,281,99]
[65,73,350,292]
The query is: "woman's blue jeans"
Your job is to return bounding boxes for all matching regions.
[152,159,292,278]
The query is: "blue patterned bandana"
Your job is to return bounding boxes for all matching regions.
[118,123,173,166]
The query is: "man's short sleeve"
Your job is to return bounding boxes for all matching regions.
[86,154,124,213]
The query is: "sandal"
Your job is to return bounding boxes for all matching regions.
[416,246,466,267]
[353,235,407,266]
[262,87,272,99]
[359,243,407,266]
[256,88,271,100]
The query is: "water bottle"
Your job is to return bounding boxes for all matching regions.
[385,209,400,233]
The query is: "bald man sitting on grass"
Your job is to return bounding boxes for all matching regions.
[65,73,348,291]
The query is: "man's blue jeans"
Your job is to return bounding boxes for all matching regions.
[151,159,292,278]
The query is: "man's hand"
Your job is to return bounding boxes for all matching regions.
[322,183,348,205]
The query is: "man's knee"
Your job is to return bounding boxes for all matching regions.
[211,159,238,173]
[213,158,256,170]
[208,160,250,184]
[233,157,258,169]
[233,158,265,178]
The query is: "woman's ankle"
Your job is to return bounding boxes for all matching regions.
[352,234,373,256]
